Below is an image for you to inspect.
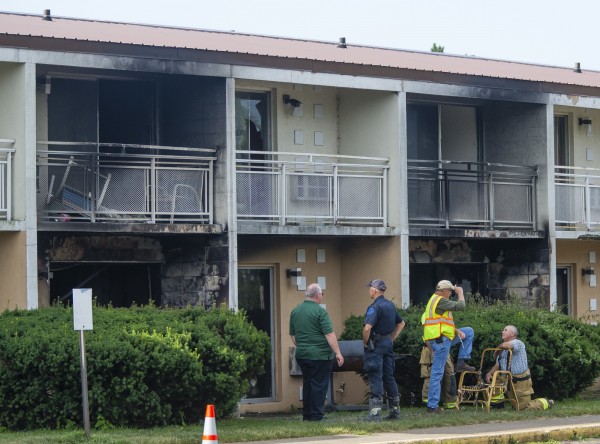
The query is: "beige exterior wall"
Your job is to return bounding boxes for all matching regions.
[556,239,600,323]
[554,105,600,169]
[0,232,27,310]
[0,62,27,221]
[237,235,401,412]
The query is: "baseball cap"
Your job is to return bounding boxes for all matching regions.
[436,280,455,291]
[367,279,387,291]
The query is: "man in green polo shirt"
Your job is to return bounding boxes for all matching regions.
[290,283,344,421]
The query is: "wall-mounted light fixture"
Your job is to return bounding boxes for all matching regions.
[579,116,592,136]
[583,266,596,287]
[283,95,302,108]
[286,268,302,278]
[579,117,592,126]
[286,268,304,289]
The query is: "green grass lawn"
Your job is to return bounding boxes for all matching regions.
[0,399,599,444]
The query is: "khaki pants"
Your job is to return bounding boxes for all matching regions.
[420,347,457,407]
[508,369,551,411]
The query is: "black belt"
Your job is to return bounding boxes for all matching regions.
[512,374,531,382]
[372,333,391,340]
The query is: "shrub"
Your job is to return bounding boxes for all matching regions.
[0,305,270,430]
[341,299,600,404]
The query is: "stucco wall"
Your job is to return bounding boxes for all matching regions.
[0,62,26,221]
[237,236,402,412]
[556,239,600,322]
[0,231,27,309]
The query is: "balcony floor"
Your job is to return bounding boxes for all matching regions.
[409,227,545,239]
[37,221,222,234]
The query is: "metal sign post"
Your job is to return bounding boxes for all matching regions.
[73,288,93,439]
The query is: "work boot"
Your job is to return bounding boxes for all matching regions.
[385,396,401,420]
[426,406,444,414]
[365,398,382,421]
[456,359,475,372]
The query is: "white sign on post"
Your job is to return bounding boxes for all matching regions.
[73,288,93,331]
[72,288,92,439]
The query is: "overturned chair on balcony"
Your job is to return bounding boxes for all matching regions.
[456,348,517,412]
[45,156,113,219]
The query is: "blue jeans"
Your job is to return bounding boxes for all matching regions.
[363,338,398,401]
[427,327,474,409]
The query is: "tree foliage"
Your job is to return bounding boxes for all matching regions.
[431,43,445,53]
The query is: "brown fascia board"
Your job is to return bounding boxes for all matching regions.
[3,34,600,97]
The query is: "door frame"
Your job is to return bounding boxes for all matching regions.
[555,265,573,316]
[238,266,276,403]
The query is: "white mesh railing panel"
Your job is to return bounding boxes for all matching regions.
[155,169,205,214]
[494,183,531,224]
[408,178,441,222]
[37,145,215,224]
[236,171,279,218]
[555,184,584,224]
[589,185,600,224]
[286,174,331,219]
[447,180,487,222]
[99,168,146,213]
[338,176,381,219]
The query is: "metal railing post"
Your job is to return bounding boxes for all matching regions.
[208,160,214,224]
[6,151,12,221]
[150,158,156,224]
[585,175,591,230]
[332,165,338,224]
[443,170,450,229]
[89,154,96,223]
[531,174,537,229]
[280,163,286,226]
[383,167,388,227]
[489,172,495,230]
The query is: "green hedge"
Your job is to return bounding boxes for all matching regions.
[0,306,270,430]
[340,300,600,404]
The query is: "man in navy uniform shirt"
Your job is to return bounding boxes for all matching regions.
[362,279,405,420]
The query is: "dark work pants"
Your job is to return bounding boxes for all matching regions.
[364,337,398,401]
[297,358,333,420]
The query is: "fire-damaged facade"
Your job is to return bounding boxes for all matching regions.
[35,72,230,308]
[2,10,600,413]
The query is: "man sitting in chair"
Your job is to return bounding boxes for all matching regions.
[485,325,553,410]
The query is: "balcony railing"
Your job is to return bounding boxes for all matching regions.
[37,142,215,224]
[408,160,537,230]
[0,139,15,221]
[236,151,389,226]
[555,165,600,231]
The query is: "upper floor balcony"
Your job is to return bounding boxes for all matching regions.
[236,151,389,228]
[37,142,215,225]
[555,165,600,233]
[0,139,15,221]
[408,160,538,231]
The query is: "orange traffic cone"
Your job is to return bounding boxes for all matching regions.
[201,404,218,444]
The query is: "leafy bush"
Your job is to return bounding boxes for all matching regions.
[341,299,600,404]
[0,305,270,430]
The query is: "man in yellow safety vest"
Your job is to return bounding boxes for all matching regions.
[421,280,475,413]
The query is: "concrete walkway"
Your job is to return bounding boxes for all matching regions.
[234,415,600,444]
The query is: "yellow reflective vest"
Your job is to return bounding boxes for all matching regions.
[421,294,456,341]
